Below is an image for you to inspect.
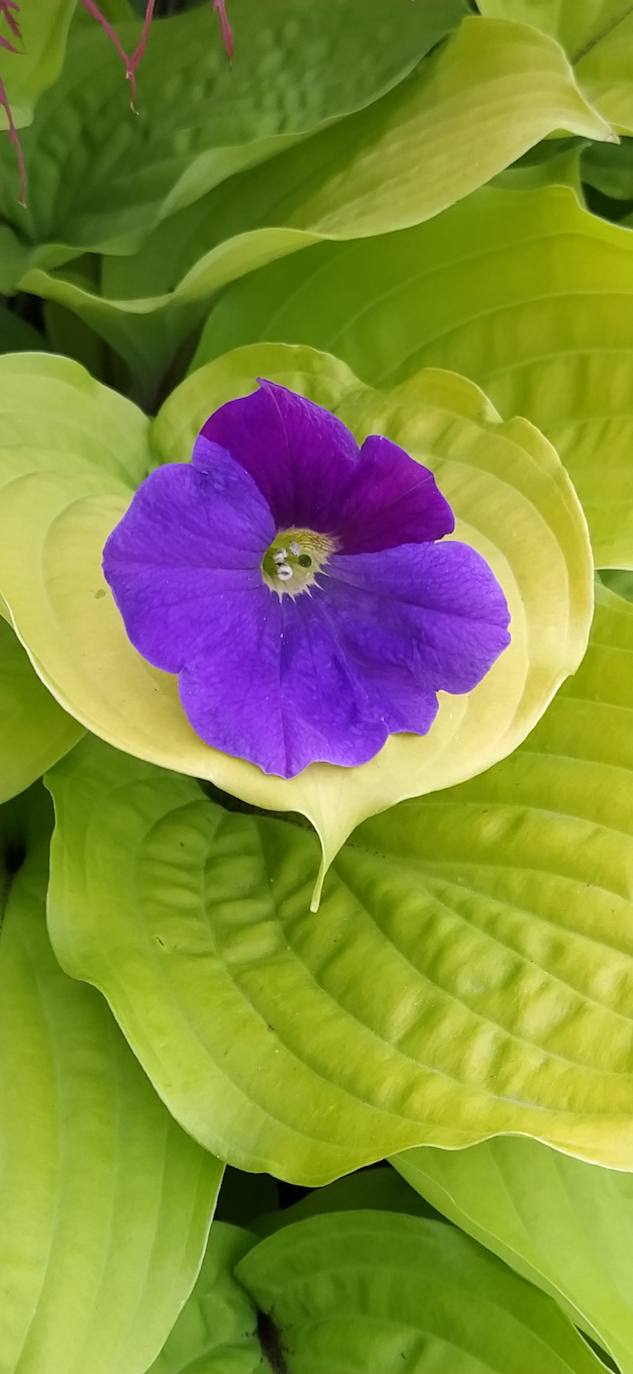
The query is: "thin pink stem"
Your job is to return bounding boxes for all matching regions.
[130,0,155,72]
[0,0,22,42]
[0,76,26,205]
[81,0,157,112]
[127,0,155,109]
[213,0,234,61]
[80,0,130,75]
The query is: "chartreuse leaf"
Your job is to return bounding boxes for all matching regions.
[0,0,451,254]
[146,1224,260,1374]
[582,136,633,199]
[22,13,612,389]
[394,1138,633,1374]
[479,0,633,131]
[601,568,633,599]
[1,346,592,884]
[0,618,81,802]
[237,1213,603,1374]
[44,586,633,1180]
[145,1213,603,1374]
[199,183,633,570]
[0,350,149,627]
[0,0,76,132]
[0,351,151,494]
[252,1167,435,1239]
[0,789,222,1374]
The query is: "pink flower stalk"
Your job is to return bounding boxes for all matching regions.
[0,0,21,43]
[0,76,26,205]
[213,0,234,61]
[80,0,153,111]
[0,0,24,201]
[128,0,156,104]
[80,0,233,110]
[1,0,234,203]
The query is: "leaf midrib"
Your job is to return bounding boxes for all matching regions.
[572,2,633,64]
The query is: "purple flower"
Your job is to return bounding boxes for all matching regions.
[103,382,510,777]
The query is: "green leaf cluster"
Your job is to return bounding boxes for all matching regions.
[3,1,633,1370]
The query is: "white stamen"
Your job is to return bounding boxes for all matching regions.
[273,548,288,564]
[277,563,293,581]
[289,540,301,556]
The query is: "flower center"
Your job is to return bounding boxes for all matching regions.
[261,528,336,596]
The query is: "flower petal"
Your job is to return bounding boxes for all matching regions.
[103,458,273,673]
[179,587,429,777]
[195,380,360,532]
[179,587,290,772]
[325,541,511,695]
[272,594,441,772]
[337,434,455,553]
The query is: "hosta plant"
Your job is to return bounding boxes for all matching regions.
[2,2,633,1372]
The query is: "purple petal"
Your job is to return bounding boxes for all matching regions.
[103,457,273,673]
[325,541,511,695]
[337,434,455,553]
[104,384,511,778]
[179,539,508,777]
[180,589,435,776]
[195,381,360,533]
[272,594,441,770]
[179,585,287,768]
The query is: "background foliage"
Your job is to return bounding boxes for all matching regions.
[2,1,633,1371]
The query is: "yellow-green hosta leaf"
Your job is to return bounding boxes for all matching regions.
[253,1167,433,1238]
[0,617,82,802]
[0,790,222,1374]
[236,1213,602,1374]
[582,136,633,198]
[479,0,633,131]
[0,351,151,495]
[478,0,629,49]
[148,1213,603,1374]
[0,345,593,885]
[23,14,612,391]
[394,1138,633,1374]
[0,0,450,249]
[147,1224,260,1374]
[0,0,76,131]
[199,183,633,570]
[45,587,633,1178]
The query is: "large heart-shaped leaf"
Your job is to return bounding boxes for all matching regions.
[2,345,592,883]
[0,789,222,1374]
[0,351,151,494]
[395,1138,633,1374]
[479,0,633,131]
[0,0,449,248]
[0,617,81,802]
[197,183,633,570]
[45,586,633,1180]
[21,13,611,391]
[237,1213,602,1374]
[147,1212,603,1374]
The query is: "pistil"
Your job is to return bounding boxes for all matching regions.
[261,528,336,595]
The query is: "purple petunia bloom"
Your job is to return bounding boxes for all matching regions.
[103,382,511,777]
